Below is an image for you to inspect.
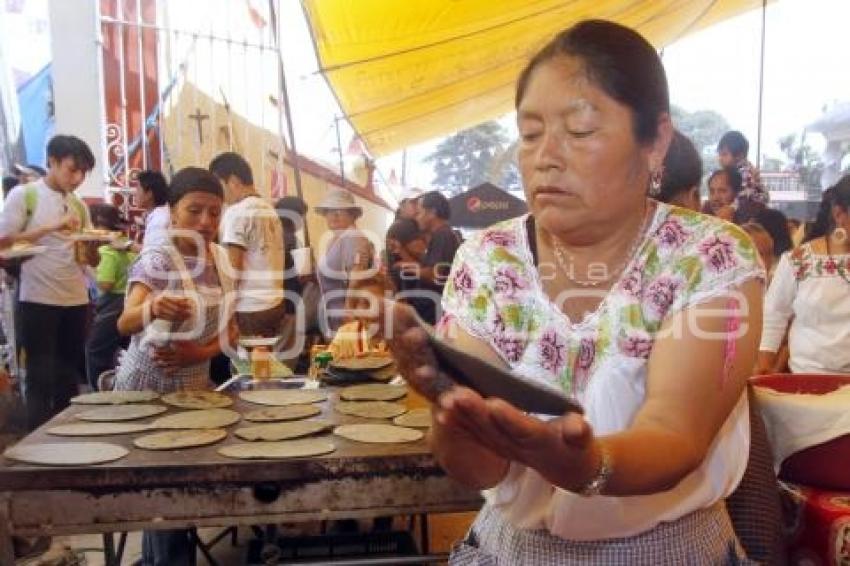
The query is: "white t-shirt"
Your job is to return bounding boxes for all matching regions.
[0,180,91,305]
[142,205,170,248]
[761,244,850,374]
[220,195,284,312]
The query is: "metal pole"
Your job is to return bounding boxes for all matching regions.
[756,0,767,168]
[401,148,407,187]
[136,0,148,169]
[155,0,165,171]
[334,116,345,182]
[268,0,309,246]
[117,0,130,187]
[94,1,111,189]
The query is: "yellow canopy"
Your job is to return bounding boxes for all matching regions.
[303,0,765,156]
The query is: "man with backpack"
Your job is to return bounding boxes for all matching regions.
[0,135,96,429]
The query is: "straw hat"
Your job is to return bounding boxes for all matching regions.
[315,188,362,218]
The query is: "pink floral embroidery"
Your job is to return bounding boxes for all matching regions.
[656,218,689,249]
[494,335,525,363]
[620,331,653,359]
[824,257,838,275]
[539,329,567,373]
[489,313,525,363]
[490,312,507,335]
[493,266,527,298]
[452,263,474,297]
[577,337,595,371]
[643,276,681,320]
[574,336,596,390]
[482,230,517,248]
[698,234,737,273]
[794,261,810,281]
[621,266,644,298]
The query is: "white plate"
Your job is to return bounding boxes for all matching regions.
[70,232,119,242]
[0,245,46,259]
[238,336,280,348]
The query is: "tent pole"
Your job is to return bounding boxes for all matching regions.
[268,0,308,246]
[756,0,767,168]
[334,115,345,182]
[401,149,407,187]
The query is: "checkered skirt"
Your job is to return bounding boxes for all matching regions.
[450,502,755,565]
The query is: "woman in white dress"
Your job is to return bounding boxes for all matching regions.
[757,177,850,375]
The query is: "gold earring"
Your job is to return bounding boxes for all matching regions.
[649,166,664,196]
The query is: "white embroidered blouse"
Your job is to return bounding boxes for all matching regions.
[761,243,850,374]
[440,203,764,540]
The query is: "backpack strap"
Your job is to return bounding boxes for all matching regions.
[67,194,88,230]
[23,184,38,226]
[24,184,87,231]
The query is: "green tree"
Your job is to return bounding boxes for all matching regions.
[425,121,511,195]
[671,105,731,166]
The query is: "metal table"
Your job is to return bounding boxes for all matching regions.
[0,388,482,565]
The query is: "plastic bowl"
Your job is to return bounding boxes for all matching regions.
[751,373,850,490]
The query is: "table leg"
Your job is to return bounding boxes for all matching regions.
[0,497,14,566]
[102,533,115,566]
[189,528,218,566]
[116,532,127,562]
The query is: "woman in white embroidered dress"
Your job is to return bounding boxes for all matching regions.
[756,178,850,375]
[388,21,764,564]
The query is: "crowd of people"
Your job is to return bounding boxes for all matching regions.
[0,141,468,431]
[1,17,849,565]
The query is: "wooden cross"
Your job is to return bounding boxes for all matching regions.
[188,108,210,144]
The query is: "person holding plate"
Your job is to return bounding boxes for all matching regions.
[388,20,765,563]
[0,134,95,429]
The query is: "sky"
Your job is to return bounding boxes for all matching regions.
[662,0,850,161]
[3,0,849,200]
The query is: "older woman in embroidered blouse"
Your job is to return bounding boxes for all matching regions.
[388,21,763,564]
[757,178,850,375]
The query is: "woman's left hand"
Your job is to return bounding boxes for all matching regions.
[436,385,602,492]
[153,341,210,372]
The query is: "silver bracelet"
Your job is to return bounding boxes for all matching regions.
[578,443,613,497]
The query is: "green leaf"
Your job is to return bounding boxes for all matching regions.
[620,303,644,328]
[470,293,490,322]
[726,228,757,261]
[677,256,704,292]
[502,304,526,331]
[491,247,523,266]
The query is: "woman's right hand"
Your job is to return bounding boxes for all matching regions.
[150,294,192,322]
[383,300,454,403]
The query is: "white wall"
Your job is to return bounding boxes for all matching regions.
[48,0,106,198]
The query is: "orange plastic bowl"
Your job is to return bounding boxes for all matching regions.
[751,373,850,491]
